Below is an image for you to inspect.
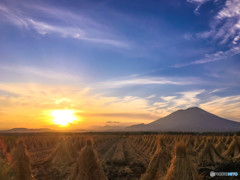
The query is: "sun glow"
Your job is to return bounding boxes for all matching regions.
[51,110,77,126]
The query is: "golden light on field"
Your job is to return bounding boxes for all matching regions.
[51,110,77,126]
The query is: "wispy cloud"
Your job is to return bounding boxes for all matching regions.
[0,2,128,48]
[106,121,120,124]
[187,0,210,14]
[174,46,240,67]
[80,112,158,120]
[150,89,205,116]
[200,95,240,121]
[216,0,240,19]
[161,90,205,108]
[0,65,79,81]
[0,83,156,128]
[147,94,156,99]
[180,0,240,67]
[96,76,199,88]
[208,88,226,94]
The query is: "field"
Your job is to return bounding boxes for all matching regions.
[1,133,240,180]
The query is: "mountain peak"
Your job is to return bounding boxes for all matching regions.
[126,107,240,132]
[171,107,204,116]
[186,106,201,110]
[178,107,202,112]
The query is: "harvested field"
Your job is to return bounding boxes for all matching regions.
[0,133,240,179]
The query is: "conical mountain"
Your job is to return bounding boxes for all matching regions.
[126,107,240,132]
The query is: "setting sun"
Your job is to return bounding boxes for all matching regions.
[51,110,77,126]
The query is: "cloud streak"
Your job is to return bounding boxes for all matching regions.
[174,46,240,67]
[0,83,156,128]
[200,95,240,121]
[0,2,128,48]
[80,112,158,120]
[179,0,240,67]
[96,76,200,88]
[187,0,211,14]
[0,65,79,81]
[157,90,205,109]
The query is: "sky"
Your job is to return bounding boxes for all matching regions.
[0,0,240,130]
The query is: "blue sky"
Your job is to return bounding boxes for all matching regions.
[0,0,240,129]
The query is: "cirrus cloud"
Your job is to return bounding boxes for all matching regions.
[0,2,129,48]
[179,0,240,67]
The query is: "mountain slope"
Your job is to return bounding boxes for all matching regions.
[0,128,53,133]
[126,107,240,132]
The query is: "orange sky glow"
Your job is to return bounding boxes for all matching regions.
[0,83,240,130]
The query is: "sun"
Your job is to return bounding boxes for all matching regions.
[51,110,77,126]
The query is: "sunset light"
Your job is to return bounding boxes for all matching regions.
[1,0,240,179]
[51,110,77,126]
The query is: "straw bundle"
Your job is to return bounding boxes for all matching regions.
[11,141,34,180]
[68,139,107,180]
[140,138,172,180]
[223,135,240,159]
[164,143,202,180]
[215,140,227,154]
[0,157,15,180]
[47,139,76,166]
[198,140,224,165]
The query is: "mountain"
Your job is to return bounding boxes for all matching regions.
[0,128,53,133]
[126,107,240,132]
[89,125,126,132]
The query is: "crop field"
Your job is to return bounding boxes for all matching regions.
[1,133,240,180]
